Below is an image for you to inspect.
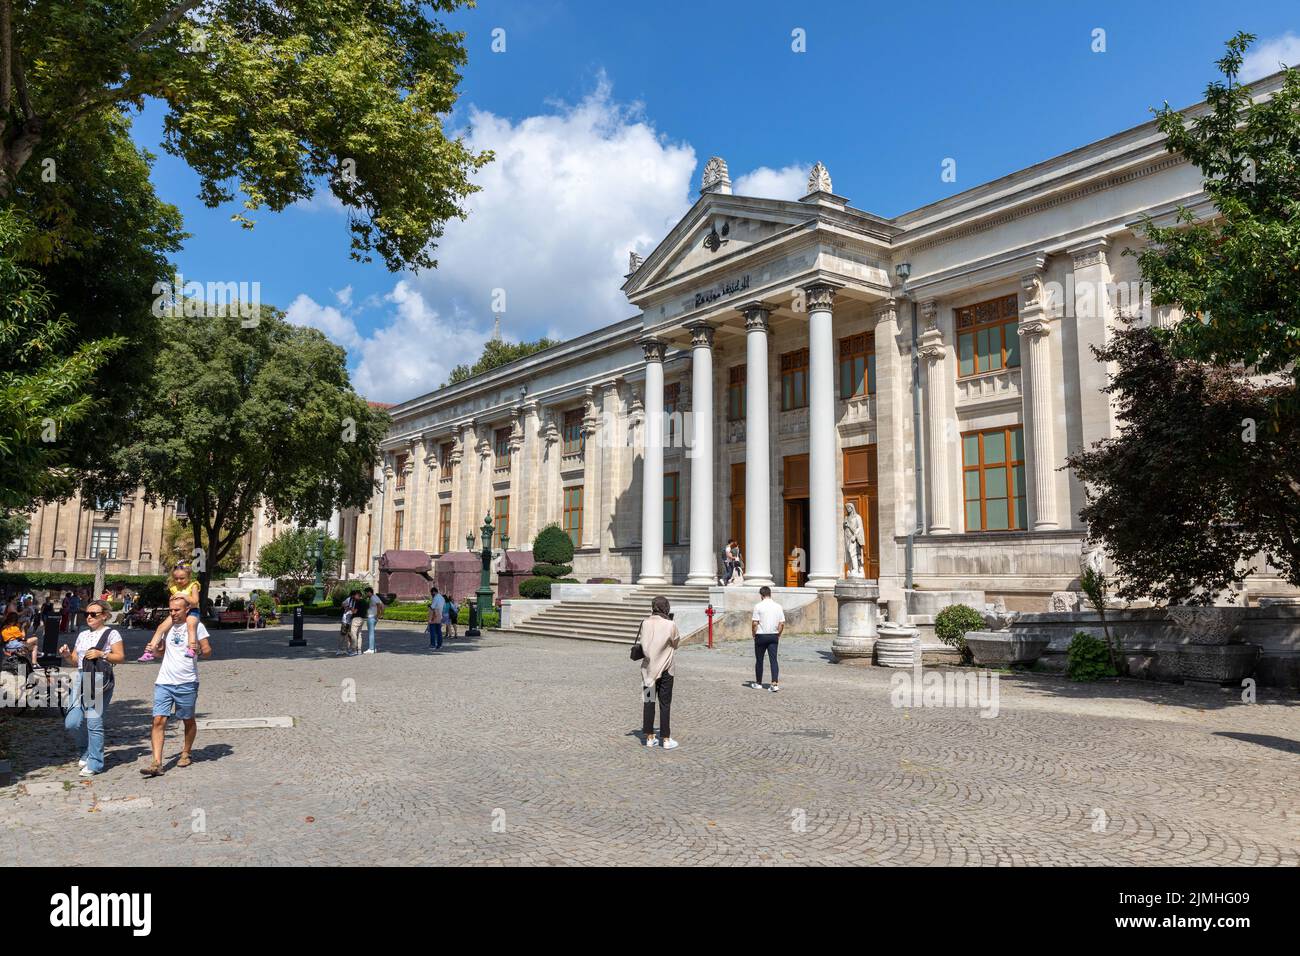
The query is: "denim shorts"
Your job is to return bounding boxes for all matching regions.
[153,681,199,719]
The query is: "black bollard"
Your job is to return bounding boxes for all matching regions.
[289,604,307,646]
[465,598,480,637]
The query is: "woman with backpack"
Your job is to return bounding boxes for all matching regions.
[59,599,125,776]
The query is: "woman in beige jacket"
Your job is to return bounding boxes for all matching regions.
[639,596,682,749]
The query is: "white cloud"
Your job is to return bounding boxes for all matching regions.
[1241,32,1300,82]
[733,163,808,200]
[285,293,362,350]
[405,75,697,344]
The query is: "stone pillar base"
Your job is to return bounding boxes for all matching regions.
[832,578,879,662]
[875,623,920,668]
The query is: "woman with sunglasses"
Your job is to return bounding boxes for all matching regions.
[59,600,125,776]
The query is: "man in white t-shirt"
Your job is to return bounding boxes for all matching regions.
[59,600,125,776]
[363,587,385,654]
[141,595,212,778]
[749,586,786,693]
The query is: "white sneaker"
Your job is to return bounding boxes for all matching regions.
[770,684,781,693]
[645,737,659,747]
[662,738,679,750]
[79,766,96,776]
[363,649,375,654]
[78,758,88,767]
[749,682,764,690]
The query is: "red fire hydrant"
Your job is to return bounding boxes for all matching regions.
[705,604,715,649]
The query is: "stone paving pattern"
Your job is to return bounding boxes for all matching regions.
[1,622,1297,866]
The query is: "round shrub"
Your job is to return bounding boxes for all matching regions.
[518,577,553,600]
[532,524,574,566]
[252,592,278,617]
[297,585,318,605]
[330,579,371,608]
[530,562,572,579]
[934,604,985,664]
[1067,631,1117,681]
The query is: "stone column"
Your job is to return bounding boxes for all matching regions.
[918,301,950,533]
[638,338,667,585]
[598,379,624,555]
[517,402,540,547]
[1019,271,1058,530]
[1070,238,1116,451]
[404,438,420,550]
[804,282,840,589]
[581,385,602,550]
[685,322,716,585]
[422,439,439,551]
[742,303,774,587]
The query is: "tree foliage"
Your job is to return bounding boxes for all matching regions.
[1138,33,1300,380]
[1,0,490,271]
[255,526,345,591]
[448,337,561,385]
[79,308,389,609]
[1068,323,1300,604]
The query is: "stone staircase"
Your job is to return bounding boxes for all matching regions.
[506,585,713,644]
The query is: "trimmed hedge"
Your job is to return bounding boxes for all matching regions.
[530,562,572,578]
[0,570,167,589]
[934,604,984,664]
[532,524,574,566]
[518,577,552,599]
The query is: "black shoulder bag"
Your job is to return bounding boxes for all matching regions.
[629,621,645,661]
[82,628,116,697]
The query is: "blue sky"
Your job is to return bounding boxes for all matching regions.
[129,0,1300,401]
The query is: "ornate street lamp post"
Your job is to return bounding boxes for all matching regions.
[312,528,326,605]
[465,511,496,637]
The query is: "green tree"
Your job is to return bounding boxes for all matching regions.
[1068,322,1300,604]
[448,337,561,385]
[0,208,122,509]
[1,0,490,271]
[1137,33,1300,380]
[79,308,389,610]
[255,526,345,593]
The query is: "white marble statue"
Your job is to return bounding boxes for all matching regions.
[843,502,866,578]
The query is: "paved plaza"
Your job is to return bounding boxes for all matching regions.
[1,621,1297,866]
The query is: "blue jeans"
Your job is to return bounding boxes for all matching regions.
[65,672,113,773]
[367,616,377,652]
[428,622,443,649]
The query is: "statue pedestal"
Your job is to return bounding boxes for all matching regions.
[875,623,921,668]
[832,579,878,663]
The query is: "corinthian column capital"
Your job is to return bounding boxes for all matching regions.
[800,281,838,312]
[639,337,666,363]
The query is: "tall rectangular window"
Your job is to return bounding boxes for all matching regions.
[956,294,1020,378]
[493,496,510,549]
[439,442,454,477]
[14,528,30,557]
[562,409,584,455]
[393,509,405,549]
[663,472,680,545]
[664,382,680,447]
[494,427,511,469]
[394,454,408,491]
[89,526,118,559]
[780,348,809,411]
[838,333,876,399]
[727,365,746,421]
[563,486,583,546]
[439,503,451,553]
[961,427,1027,531]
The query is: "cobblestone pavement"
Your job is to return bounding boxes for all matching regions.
[2,622,1297,866]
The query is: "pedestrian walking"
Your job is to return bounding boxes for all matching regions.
[749,585,786,692]
[427,586,445,650]
[636,595,682,750]
[346,590,365,654]
[363,587,384,654]
[443,594,458,640]
[60,600,125,776]
[141,595,213,777]
[336,591,358,656]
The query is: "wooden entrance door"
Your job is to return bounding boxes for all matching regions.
[729,462,745,566]
[783,454,809,587]
[842,445,880,579]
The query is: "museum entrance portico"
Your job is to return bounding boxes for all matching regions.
[622,158,897,589]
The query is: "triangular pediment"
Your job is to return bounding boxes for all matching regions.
[623,193,818,300]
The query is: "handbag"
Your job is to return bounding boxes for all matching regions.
[82,628,116,697]
[629,621,645,661]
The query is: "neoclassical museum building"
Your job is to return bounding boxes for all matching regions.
[343,73,1293,611]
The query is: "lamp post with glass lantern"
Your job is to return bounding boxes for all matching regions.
[465,512,497,637]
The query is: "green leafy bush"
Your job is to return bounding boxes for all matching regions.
[330,579,372,608]
[453,602,497,627]
[519,577,552,599]
[297,585,318,605]
[530,562,572,578]
[384,604,431,622]
[1067,631,1118,681]
[136,580,169,609]
[108,600,123,611]
[227,598,246,612]
[934,604,984,663]
[532,524,574,566]
[252,592,278,617]
[0,571,166,590]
